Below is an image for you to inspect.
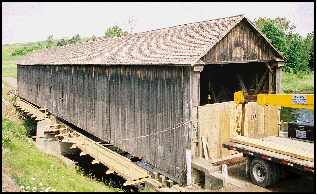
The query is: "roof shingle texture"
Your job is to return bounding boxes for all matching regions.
[19,15,245,65]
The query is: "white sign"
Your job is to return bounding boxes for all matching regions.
[292,95,307,105]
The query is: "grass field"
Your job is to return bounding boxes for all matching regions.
[3,41,46,78]
[2,44,23,78]
[282,71,314,93]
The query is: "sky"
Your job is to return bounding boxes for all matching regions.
[2,2,315,44]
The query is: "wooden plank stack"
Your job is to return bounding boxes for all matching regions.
[197,101,280,160]
[230,135,314,165]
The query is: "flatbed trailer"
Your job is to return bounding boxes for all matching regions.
[223,135,314,187]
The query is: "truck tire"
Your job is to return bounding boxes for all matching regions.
[249,158,279,187]
[271,163,281,184]
[245,157,251,178]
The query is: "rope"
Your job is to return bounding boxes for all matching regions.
[121,120,196,141]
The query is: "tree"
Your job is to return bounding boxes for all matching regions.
[57,39,67,47]
[273,17,296,35]
[91,35,97,41]
[74,34,81,43]
[308,43,314,71]
[68,34,81,44]
[284,34,306,72]
[303,32,314,71]
[104,25,127,38]
[255,18,287,54]
[255,17,314,73]
[46,34,54,48]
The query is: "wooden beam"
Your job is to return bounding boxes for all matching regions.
[159,175,167,187]
[230,135,313,162]
[227,142,313,168]
[144,178,163,190]
[191,67,202,159]
[255,69,269,94]
[201,136,209,160]
[92,160,100,165]
[105,169,115,174]
[193,65,204,72]
[123,177,150,186]
[275,65,283,93]
[192,158,221,174]
[265,63,273,73]
[210,153,244,166]
[186,149,192,186]
[70,144,78,149]
[236,73,247,91]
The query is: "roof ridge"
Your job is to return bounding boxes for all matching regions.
[56,14,245,46]
[129,14,245,35]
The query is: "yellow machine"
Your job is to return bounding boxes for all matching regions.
[234,90,314,110]
[230,90,314,187]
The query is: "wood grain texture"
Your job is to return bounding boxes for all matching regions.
[197,101,280,160]
[17,64,192,183]
[231,135,313,162]
[227,142,313,168]
[201,19,282,64]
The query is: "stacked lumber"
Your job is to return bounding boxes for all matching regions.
[197,101,280,160]
[230,135,314,165]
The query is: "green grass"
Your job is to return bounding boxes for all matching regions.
[2,116,122,192]
[282,71,314,93]
[2,44,23,78]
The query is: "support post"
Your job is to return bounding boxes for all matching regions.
[221,164,228,187]
[275,62,284,93]
[191,65,204,158]
[268,69,273,93]
[186,149,192,186]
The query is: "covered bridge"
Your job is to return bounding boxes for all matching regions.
[17,15,284,184]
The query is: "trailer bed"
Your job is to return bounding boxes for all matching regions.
[223,136,314,173]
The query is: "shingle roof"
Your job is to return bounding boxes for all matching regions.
[19,15,250,66]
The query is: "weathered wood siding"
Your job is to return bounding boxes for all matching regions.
[17,65,192,183]
[201,19,282,64]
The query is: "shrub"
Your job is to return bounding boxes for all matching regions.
[11,44,44,56]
